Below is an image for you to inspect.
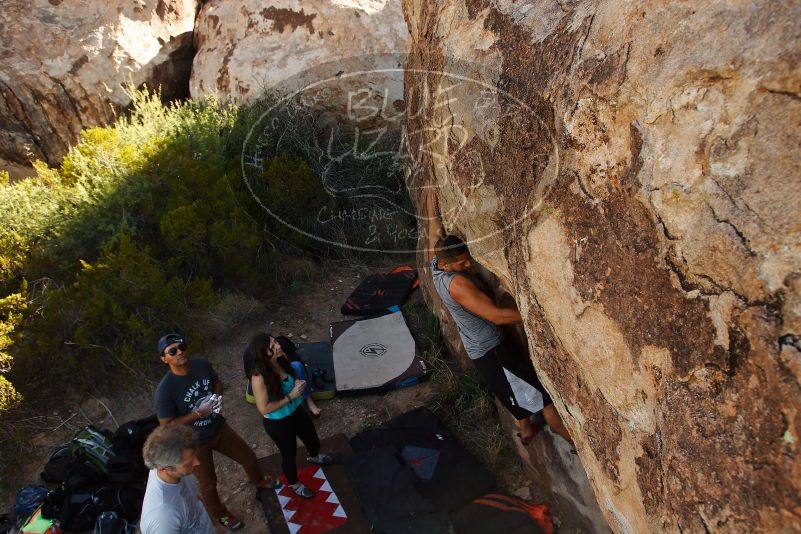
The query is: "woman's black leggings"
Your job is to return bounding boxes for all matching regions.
[262,407,320,485]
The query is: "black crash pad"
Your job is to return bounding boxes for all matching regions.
[349,407,495,512]
[345,446,451,534]
[341,270,418,316]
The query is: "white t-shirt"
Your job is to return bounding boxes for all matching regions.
[139,469,215,534]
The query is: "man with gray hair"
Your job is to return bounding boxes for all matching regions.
[140,424,222,534]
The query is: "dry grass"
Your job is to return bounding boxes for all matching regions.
[402,302,511,470]
[427,354,510,469]
[195,293,266,341]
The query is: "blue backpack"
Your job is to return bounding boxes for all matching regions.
[13,485,50,517]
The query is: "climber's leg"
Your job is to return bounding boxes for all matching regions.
[543,403,573,445]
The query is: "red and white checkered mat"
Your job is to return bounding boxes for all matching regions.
[275,466,348,534]
[257,434,370,534]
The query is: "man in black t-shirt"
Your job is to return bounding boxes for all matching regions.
[154,333,278,532]
[155,357,224,442]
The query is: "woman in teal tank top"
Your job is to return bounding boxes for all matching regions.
[250,333,332,499]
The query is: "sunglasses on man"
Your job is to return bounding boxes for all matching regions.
[164,342,187,356]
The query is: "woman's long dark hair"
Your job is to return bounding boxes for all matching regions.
[250,333,296,401]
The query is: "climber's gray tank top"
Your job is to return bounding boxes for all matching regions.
[431,256,503,360]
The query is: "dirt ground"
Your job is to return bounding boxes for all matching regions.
[1,258,561,533]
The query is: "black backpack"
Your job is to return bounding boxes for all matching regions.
[41,446,73,485]
[46,483,145,532]
[111,414,158,455]
[93,511,136,534]
[108,414,158,484]
[41,426,115,486]
[93,511,121,534]
[38,421,153,532]
[41,446,109,500]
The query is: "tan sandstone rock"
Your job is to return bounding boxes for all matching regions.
[0,0,198,175]
[404,0,801,532]
[191,0,408,107]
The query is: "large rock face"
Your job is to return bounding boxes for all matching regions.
[404,0,801,532]
[0,0,197,177]
[191,0,408,104]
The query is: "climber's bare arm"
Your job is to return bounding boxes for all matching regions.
[426,186,445,263]
[449,276,522,325]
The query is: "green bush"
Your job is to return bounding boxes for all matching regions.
[0,86,421,487]
[0,87,415,416]
[0,289,25,410]
[0,92,243,398]
[235,94,415,253]
[254,152,328,248]
[69,236,217,369]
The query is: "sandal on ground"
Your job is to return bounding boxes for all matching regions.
[311,368,326,389]
[315,368,335,383]
[219,514,245,531]
[290,483,315,499]
[307,453,334,465]
[255,476,282,490]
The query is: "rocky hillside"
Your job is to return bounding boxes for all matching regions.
[404,0,801,532]
[0,0,408,178]
[2,0,799,532]
[191,0,407,104]
[0,0,197,179]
